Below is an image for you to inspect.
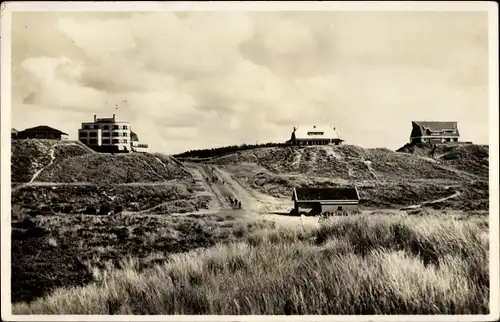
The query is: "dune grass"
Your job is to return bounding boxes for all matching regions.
[12,213,489,315]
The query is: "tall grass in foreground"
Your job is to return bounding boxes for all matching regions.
[13,214,489,315]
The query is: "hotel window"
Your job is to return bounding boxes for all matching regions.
[80,138,87,144]
[102,139,110,144]
[122,139,128,143]
[102,132,110,137]
[103,125,109,130]
[112,132,120,137]
[123,125,128,130]
[122,132,128,136]
[112,139,120,144]
[113,125,120,130]
[89,139,98,145]
[89,132,98,137]
[93,125,99,129]
[79,132,87,137]
[83,125,90,129]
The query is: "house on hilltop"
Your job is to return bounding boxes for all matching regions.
[79,114,131,152]
[16,126,68,140]
[292,186,360,214]
[409,121,460,144]
[11,128,18,139]
[78,114,149,153]
[286,125,344,146]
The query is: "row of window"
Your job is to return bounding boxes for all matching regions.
[421,138,458,143]
[80,138,129,144]
[80,132,128,138]
[427,130,456,135]
[294,140,337,145]
[83,124,129,130]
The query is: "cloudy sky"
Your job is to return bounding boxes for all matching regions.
[11,10,489,154]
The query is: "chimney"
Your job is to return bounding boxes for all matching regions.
[94,114,97,122]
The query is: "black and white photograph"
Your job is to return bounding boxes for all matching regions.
[1,1,499,320]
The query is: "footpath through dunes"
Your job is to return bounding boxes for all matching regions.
[11,140,217,216]
[11,141,281,304]
[11,139,95,184]
[199,144,489,211]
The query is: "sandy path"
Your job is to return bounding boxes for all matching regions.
[207,165,325,228]
[401,191,462,210]
[29,144,57,184]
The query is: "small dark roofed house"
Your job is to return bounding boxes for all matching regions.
[292,186,360,214]
[17,125,69,140]
[410,121,460,144]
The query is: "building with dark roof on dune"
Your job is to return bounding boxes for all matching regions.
[292,186,360,214]
[409,121,460,144]
[16,125,68,140]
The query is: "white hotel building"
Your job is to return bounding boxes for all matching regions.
[78,114,133,152]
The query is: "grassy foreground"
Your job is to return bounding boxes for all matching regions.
[13,213,489,315]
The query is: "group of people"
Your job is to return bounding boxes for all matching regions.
[229,197,242,209]
[206,176,225,184]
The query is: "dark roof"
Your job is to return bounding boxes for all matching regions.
[293,187,360,201]
[413,121,458,132]
[11,128,18,133]
[130,131,139,142]
[20,125,68,135]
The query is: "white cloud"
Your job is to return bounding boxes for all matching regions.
[11,11,489,153]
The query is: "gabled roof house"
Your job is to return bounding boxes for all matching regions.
[292,186,360,214]
[287,124,344,146]
[410,121,460,144]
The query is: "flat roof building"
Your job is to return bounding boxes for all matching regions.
[78,114,131,152]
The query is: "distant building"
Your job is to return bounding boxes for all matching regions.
[130,131,149,153]
[292,186,360,214]
[409,121,460,144]
[16,126,68,140]
[11,128,18,139]
[78,114,149,153]
[79,114,131,152]
[286,125,344,146]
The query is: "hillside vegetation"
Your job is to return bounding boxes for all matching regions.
[36,153,189,183]
[11,208,275,303]
[13,213,489,314]
[11,140,94,183]
[11,139,200,215]
[10,140,490,314]
[207,144,489,210]
[174,142,287,159]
